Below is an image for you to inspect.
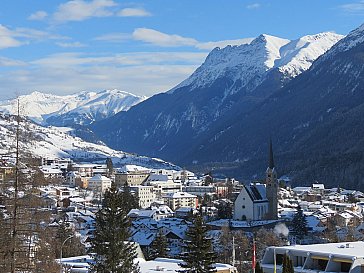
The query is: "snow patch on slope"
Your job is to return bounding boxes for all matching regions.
[0,114,178,169]
[277,32,344,77]
[332,23,364,54]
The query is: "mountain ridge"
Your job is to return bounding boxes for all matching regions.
[0,112,178,170]
[91,31,344,165]
[0,89,146,126]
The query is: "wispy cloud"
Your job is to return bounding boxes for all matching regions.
[0,64,197,97]
[0,57,26,66]
[13,27,68,41]
[0,24,69,50]
[28,11,48,21]
[94,33,132,42]
[132,28,198,47]
[97,28,253,50]
[0,25,23,49]
[0,51,207,98]
[56,42,87,48]
[53,0,117,23]
[31,52,207,67]
[51,1,152,23]
[118,8,151,17]
[246,3,261,9]
[339,1,364,13]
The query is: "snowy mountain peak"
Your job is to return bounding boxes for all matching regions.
[170,32,342,93]
[0,89,146,126]
[325,23,364,56]
[278,32,344,77]
[250,33,290,48]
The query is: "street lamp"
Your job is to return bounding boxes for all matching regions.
[59,234,77,273]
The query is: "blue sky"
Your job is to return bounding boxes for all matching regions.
[0,0,363,99]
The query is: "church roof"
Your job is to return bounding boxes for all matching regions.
[245,184,268,202]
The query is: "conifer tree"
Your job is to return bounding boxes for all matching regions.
[179,213,216,273]
[149,230,169,260]
[89,183,139,273]
[120,181,139,213]
[291,205,308,239]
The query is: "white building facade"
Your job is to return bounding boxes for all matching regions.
[163,192,197,211]
[234,184,269,221]
[130,186,156,208]
[87,174,112,193]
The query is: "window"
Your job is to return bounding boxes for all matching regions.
[341,262,352,272]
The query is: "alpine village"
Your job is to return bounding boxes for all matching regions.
[1,1,364,273]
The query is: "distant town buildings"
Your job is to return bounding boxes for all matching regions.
[87,174,112,193]
[163,192,198,211]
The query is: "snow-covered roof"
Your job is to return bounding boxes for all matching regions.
[118,164,151,173]
[69,197,86,203]
[292,187,311,193]
[338,212,354,219]
[88,174,111,182]
[271,241,364,258]
[58,256,236,273]
[128,209,156,218]
[41,167,63,174]
[139,258,235,273]
[312,184,325,190]
[164,192,197,199]
[243,183,267,202]
[132,231,156,246]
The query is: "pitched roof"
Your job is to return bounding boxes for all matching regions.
[245,184,268,202]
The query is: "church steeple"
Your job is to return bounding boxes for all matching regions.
[266,138,278,220]
[269,138,274,169]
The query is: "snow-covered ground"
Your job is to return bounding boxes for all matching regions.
[0,113,179,169]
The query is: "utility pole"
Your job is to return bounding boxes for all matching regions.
[232,236,235,267]
[252,236,256,273]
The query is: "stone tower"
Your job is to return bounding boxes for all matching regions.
[265,139,278,220]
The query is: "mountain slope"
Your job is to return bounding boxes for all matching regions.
[92,32,343,161]
[182,23,364,189]
[0,89,146,126]
[0,113,178,169]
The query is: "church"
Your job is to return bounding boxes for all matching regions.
[233,139,279,221]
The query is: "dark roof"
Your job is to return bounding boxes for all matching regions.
[244,184,268,203]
